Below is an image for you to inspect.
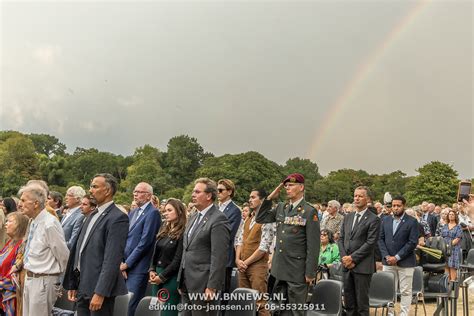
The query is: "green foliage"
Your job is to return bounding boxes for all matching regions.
[0,134,40,196]
[313,178,354,203]
[39,154,68,186]
[163,135,211,188]
[28,133,66,157]
[163,187,185,201]
[369,171,409,202]
[196,151,284,204]
[405,161,459,205]
[122,145,170,196]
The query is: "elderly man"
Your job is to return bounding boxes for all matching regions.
[121,182,161,316]
[62,185,86,249]
[18,184,70,316]
[321,200,344,240]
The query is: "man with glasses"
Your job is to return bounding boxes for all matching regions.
[256,173,320,316]
[62,185,86,249]
[178,178,230,316]
[121,182,161,316]
[217,179,242,296]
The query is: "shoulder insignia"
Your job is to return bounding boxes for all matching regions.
[313,214,319,222]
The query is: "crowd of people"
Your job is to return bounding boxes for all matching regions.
[0,172,472,316]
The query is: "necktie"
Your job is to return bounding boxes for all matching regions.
[288,204,293,213]
[352,213,361,231]
[188,213,202,238]
[24,222,37,266]
[74,210,98,270]
[130,208,142,227]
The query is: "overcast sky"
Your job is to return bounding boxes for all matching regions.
[1,0,472,178]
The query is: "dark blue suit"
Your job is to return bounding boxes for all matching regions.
[221,201,241,294]
[124,202,161,316]
[378,213,418,267]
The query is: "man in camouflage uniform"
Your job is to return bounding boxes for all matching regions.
[256,173,320,316]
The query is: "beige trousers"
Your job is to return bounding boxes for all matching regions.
[22,274,59,316]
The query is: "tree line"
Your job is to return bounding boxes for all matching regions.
[0,130,467,206]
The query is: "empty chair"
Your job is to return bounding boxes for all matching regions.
[135,296,162,316]
[412,266,427,316]
[328,263,343,282]
[114,292,134,316]
[226,287,259,316]
[369,271,396,316]
[460,248,474,271]
[307,279,343,316]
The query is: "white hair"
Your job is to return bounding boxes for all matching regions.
[328,200,341,209]
[67,186,86,200]
[18,184,47,209]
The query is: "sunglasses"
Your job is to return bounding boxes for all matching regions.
[217,188,227,193]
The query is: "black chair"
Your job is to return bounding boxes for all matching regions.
[135,296,162,316]
[53,288,76,311]
[369,271,396,316]
[460,248,474,272]
[422,237,450,273]
[328,263,343,282]
[307,279,343,316]
[412,266,427,316]
[226,287,259,316]
[113,292,133,316]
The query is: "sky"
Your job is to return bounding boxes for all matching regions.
[0,0,472,178]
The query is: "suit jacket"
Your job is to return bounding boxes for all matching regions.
[378,213,418,267]
[256,199,320,283]
[222,201,242,268]
[63,203,129,298]
[124,202,161,274]
[61,207,84,250]
[425,213,439,237]
[177,204,230,293]
[338,210,380,274]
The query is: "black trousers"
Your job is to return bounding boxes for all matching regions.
[343,270,372,316]
[76,295,116,316]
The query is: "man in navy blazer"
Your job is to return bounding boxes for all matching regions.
[63,173,129,316]
[378,195,418,316]
[121,182,161,316]
[217,179,242,294]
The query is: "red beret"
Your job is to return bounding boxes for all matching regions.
[283,173,305,184]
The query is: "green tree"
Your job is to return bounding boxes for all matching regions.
[313,178,354,203]
[195,151,284,204]
[163,135,211,188]
[370,170,409,202]
[283,157,322,201]
[39,154,68,187]
[122,145,170,196]
[405,161,459,205]
[68,147,126,188]
[0,134,40,196]
[28,133,66,157]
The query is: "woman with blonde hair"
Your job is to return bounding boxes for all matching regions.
[149,198,187,316]
[0,212,29,315]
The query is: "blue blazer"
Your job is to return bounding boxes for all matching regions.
[222,201,242,268]
[62,207,84,250]
[378,213,419,267]
[124,202,161,274]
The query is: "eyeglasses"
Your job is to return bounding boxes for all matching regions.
[321,233,328,236]
[217,188,227,193]
[133,190,149,194]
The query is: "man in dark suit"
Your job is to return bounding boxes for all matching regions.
[338,186,380,316]
[63,173,129,316]
[121,182,161,316]
[217,179,242,294]
[256,173,320,316]
[378,196,418,316]
[178,178,231,316]
[421,201,438,236]
[62,185,86,249]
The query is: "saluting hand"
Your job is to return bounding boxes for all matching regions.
[268,183,284,200]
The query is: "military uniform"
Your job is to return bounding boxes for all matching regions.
[256,198,320,315]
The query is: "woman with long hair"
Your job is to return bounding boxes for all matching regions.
[149,199,187,316]
[441,210,463,281]
[0,212,29,315]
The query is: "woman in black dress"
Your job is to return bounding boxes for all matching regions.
[149,198,187,315]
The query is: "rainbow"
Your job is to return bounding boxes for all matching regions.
[308,0,432,160]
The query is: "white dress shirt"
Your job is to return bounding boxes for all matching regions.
[24,209,70,274]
